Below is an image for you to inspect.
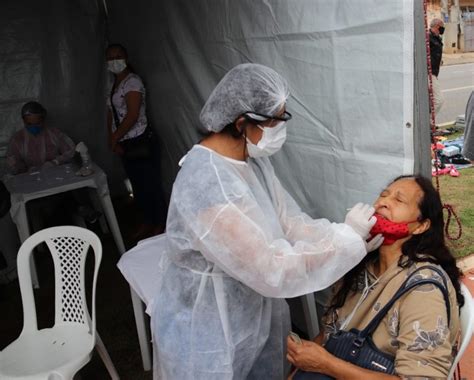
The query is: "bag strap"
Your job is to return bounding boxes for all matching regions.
[359,265,451,339]
[419,264,449,289]
[400,264,449,299]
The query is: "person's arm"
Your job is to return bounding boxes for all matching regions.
[169,159,367,298]
[52,129,76,165]
[106,107,125,155]
[107,107,113,142]
[6,137,27,174]
[195,199,368,298]
[110,91,142,148]
[391,275,455,379]
[313,331,324,344]
[287,337,399,380]
[462,92,474,163]
[271,168,373,244]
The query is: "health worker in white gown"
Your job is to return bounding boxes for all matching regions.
[118,63,383,380]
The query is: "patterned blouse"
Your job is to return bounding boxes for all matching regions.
[107,73,148,141]
[323,257,460,379]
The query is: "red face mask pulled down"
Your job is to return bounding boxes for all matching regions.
[370,214,418,245]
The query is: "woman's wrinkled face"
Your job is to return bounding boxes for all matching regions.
[373,178,423,224]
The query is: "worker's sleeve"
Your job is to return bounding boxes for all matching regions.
[166,154,366,299]
[6,135,27,174]
[52,129,76,164]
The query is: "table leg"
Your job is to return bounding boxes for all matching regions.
[301,293,319,340]
[130,289,152,371]
[99,192,152,371]
[98,194,125,254]
[14,204,40,289]
[87,188,109,234]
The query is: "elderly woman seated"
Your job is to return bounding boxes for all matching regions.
[287,175,464,379]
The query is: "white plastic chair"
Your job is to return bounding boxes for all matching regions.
[0,226,119,379]
[448,282,474,380]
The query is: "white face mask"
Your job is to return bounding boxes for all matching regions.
[246,121,287,158]
[107,59,127,74]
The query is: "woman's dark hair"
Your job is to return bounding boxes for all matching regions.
[327,175,464,320]
[218,117,262,157]
[106,43,128,58]
[221,122,244,138]
[21,101,47,120]
[220,113,264,138]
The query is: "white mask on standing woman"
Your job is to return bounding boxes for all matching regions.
[246,121,287,158]
[107,59,127,74]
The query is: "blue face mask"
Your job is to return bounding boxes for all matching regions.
[25,124,42,136]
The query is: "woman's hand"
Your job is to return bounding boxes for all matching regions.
[113,143,124,156]
[107,133,114,150]
[286,336,333,374]
[110,132,120,150]
[108,132,124,155]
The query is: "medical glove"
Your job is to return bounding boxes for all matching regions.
[366,233,384,252]
[344,203,376,239]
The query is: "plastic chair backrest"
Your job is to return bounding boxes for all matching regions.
[16,226,102,337]
[448,282,474,379]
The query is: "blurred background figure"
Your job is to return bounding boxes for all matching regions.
[6,101,75,174]
[462,91,474,163]
[429,18,445,116]
[106,44,167,240]
[5,101,99,229]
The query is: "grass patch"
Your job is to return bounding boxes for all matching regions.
[435,167,474,258]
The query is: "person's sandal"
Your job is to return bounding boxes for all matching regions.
[432,166,451,176]
[449,165,460,177]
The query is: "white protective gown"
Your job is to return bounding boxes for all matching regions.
[118,144,366,379]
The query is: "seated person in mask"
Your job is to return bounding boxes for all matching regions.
[6,102,99,224]
[287,175,463,379]
[6,101,75,174]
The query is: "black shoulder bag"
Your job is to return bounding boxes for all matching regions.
[110,83,153,160]
[294,265,451,379]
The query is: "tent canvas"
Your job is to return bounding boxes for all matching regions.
[106,0,430,223]
[0,0,431,361]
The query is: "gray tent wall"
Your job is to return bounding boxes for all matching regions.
[107,0,430,224]
[414,1,432,177]
[106,0,430,336]
[0,0,430,202]
[0,0,430,337]
[0,0,125,190]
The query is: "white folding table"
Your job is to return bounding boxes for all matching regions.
[4,163,152,370]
